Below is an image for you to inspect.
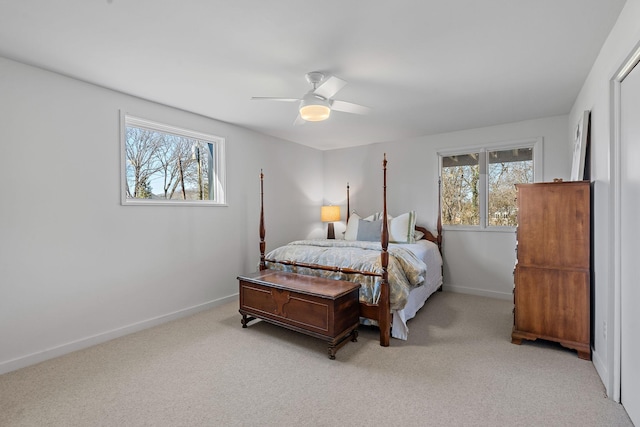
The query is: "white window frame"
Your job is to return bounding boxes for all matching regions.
[438,137,543,232]
[120,113,227,206]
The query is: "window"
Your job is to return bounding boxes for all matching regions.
[121,114,226,206]
[441,152,481,226]
[439,138,541,229]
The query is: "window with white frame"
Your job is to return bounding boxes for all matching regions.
[439,138,542,229]
[121,114,226,206]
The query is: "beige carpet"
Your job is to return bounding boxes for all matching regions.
[0,291,632,426]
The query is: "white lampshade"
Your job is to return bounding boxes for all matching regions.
[299,93,331,121]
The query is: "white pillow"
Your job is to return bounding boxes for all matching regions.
[344,213,361,241]
[350,210,377,221]
[388,211,416,243]
[370,212,392,221]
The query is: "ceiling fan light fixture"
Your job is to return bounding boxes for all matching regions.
[299,93,331,121]
[300,104,331,121]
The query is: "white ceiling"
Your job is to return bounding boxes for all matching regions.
[0,0,626,150]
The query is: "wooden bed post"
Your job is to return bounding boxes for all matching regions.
[379,154,391,347]
[437,176,443,252]
[437,176,444,289]
[346,182,350,224]
[259,169,266,271]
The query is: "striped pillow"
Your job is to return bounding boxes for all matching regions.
[388,211,416,243]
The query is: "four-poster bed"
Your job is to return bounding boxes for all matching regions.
[239,154,443,354]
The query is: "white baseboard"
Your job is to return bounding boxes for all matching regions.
[444,284,512,300]
[0,294,238,375]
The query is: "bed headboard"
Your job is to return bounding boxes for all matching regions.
[416,225,439,245]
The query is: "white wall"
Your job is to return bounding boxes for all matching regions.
[568,0,640,398]
[323,115,570,300]
[0,57,323,374]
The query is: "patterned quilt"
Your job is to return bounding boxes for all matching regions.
[264,239,427,310]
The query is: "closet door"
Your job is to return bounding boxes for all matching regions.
[620,59,640,425]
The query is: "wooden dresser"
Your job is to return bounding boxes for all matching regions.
[238,269,360,359]
[511,181,591,360]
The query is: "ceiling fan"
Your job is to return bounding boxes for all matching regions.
[251,72,371,124]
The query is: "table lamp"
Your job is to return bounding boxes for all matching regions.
[321,205,340,239]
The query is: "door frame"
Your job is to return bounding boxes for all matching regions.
[610,41,640,403]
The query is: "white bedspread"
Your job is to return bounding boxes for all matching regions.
[390,240,443,339]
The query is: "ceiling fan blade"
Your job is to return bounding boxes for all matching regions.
[330,100,371,115]
[313,76,347,99]
[251,97,300,102]
[293,114,306,126]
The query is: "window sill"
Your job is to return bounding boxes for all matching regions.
[122,200,228,207]
[442,225,516,233]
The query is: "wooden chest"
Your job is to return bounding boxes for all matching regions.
[238,269,360,359]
